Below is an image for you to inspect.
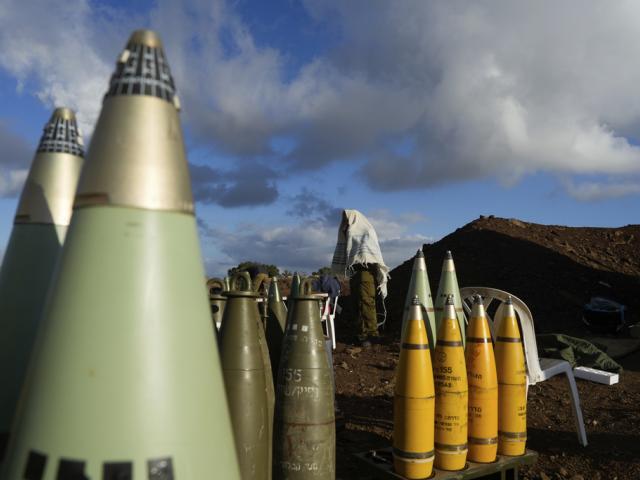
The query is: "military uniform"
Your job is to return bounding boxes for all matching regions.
[350,264,379,338]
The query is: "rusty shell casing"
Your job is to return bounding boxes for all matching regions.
[274,278,335,479]
[465,297,498,463]
[220,283,270,480]
[400,249,436,350]
[434,297,468,471]
[434,251,466,345]
[0,107,84,461]
[495,300,527,456]
[393,297,435,479]
[266,277,287,385]
[207,277,227,332]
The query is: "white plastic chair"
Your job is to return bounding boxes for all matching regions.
[317,293,339,350]
[460,287,588,447]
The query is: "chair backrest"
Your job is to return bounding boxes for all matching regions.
[460,287,544,385]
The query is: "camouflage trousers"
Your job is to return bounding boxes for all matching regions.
[350,269,378,337]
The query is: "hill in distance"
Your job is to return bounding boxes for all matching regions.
[386,216,640,334]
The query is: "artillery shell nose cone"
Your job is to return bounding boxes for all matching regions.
[445,294,455,305]
[506,296,513,305]
[416,249,424,258]
[445,250,453,259]
[37,107,84,157]
[412,295,420,305]
[473,294,483,305]
[76,29,194,213]
[128,29,163,48]
[14,107,85,226]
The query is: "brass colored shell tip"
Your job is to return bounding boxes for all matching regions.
[445,250,453,259]
[128,29,163,48]
[51,107,76,121]
[445,294,454,305]
[412,295,420,305]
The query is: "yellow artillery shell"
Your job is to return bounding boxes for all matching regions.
[434,294,468,471]
[465,295,498,463]
[393,296,435,479]
[495,297,527,456]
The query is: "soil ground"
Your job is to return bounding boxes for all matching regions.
[329,217,640,480]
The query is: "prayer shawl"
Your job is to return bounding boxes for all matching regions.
[331,209,390,298]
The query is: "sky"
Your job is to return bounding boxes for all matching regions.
[0,0,639,277]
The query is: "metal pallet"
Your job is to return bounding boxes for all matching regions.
[352,448,537,480]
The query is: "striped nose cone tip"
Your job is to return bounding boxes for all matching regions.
[106,29,176,104]
[37,107,84,157]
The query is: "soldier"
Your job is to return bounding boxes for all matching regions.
[331,209,389,347]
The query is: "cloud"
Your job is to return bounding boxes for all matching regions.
[564,180,640,202]
[198,206,430,276]
[365,209,432,268]
[158,0,640,197]
[0,122,32,197]
[190,162,278,207]
[286,188,342,226]
[4,1,640,200]
[199,218,336,275]
[0,0,133,135]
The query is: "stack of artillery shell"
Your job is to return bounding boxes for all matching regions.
[393,296,435,479]
[495,297,527,456]
[434,294,468,471]
[1,29,240,479]
[274,278,335,479]
[465,295,498,463]
[435,251,466,345]
[0,107,84,462]
[207,277,227,332]
[400,249,436,350]
[220,273,273,480]
[266,277,287,386]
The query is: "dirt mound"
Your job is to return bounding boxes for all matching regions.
[386,216,640,334]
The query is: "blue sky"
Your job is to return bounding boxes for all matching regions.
[1,0,639,276]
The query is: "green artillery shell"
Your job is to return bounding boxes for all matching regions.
[266,276,287,385]
[207,277,227,332]
[1,30,240,479]
[274,278,335,479]
[0,107,83,461]
[220,274,270,480]
[400,249,437,350]
[434,251,466,345]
